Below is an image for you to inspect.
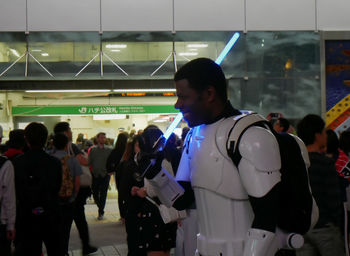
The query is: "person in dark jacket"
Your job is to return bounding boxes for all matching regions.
[296,114,345,256]
[4,129,26,160]
[118,135,147,256]
[13,122,63,256]
[106,131,128,218]
[163,133,181,177]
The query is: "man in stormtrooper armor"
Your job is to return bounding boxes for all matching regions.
[144,58,311,256]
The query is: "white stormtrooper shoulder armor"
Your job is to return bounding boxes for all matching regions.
[239,126,281,172]
[238,126,281,198]
[289,133,310,168]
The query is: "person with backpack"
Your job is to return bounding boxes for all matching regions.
[138,58,318,256]
[12,122,63,256]
[53,122,97,255]
[51,132,82,256]
[0,156,16,256]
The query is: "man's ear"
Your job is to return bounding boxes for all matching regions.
[206,85,216,102]
[314,132,322,144]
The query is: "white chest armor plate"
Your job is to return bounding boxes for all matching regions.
[177,118,254,256]
[188,118,248,199]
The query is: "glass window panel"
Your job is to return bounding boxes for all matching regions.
[174,32,246,78]
[0,33,26,79]
[228,78,243,109]
[233,78,321,119]
[102,32,174,78]
[246,32,320,78]
[28,32,100,78]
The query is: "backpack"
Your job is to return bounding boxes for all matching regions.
[22,157,52,215]
[226,113,318,235]
[58,155,74,199]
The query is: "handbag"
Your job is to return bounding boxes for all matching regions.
[80,165,92,187]
[146,196,187,224]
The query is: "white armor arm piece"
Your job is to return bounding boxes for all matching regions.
[238,126,281,197]
[238,126,282,256]
[146,168,185,208]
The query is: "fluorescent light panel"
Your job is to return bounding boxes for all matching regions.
[113,89,176,93]
[10,49,20,57]
[93,114,127,120]
[187,44,208,48]
[105,44,127,49]
[26,89,111,93]
[178,52,198,56]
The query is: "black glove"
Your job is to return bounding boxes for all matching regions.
[137,151,164,180]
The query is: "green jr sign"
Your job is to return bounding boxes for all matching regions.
[12,105,178,116]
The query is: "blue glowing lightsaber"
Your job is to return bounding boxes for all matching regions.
[161,32,240,142]
[163,112,184,140]
[215,32,240,65]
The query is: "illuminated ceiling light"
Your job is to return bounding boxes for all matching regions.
[93,114,127,120]
[105,44,127,49]
[41,53,49,57]
[215,32,240,65]
[31,49,42,52]
[178,52,198,56]
[113,89,176,93]
[189,49,198,51]
[111,49,121,52]
[187,44,208,48]
[153,119,168,123]
[10,49,20,57]
[25,89,111,93]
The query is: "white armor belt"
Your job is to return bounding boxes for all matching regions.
[197,235,244,256]
[194,188,253,256]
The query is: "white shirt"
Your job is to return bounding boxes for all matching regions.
[0,160,16,230]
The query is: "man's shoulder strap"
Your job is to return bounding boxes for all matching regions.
[61,155,72,165]
[226,113,270,166]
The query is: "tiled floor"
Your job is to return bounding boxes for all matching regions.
[68,195,175,256]
[68,196,128,255]
[68,244,128,256]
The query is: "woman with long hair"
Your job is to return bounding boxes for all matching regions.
[118,135,147,256]
[106,132,128,219]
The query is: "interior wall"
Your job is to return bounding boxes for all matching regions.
[1,0,350,32]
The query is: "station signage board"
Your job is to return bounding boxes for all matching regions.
[12,105,178,116]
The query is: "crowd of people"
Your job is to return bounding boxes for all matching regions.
[0,120,190,256]
[0,57,350,256]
